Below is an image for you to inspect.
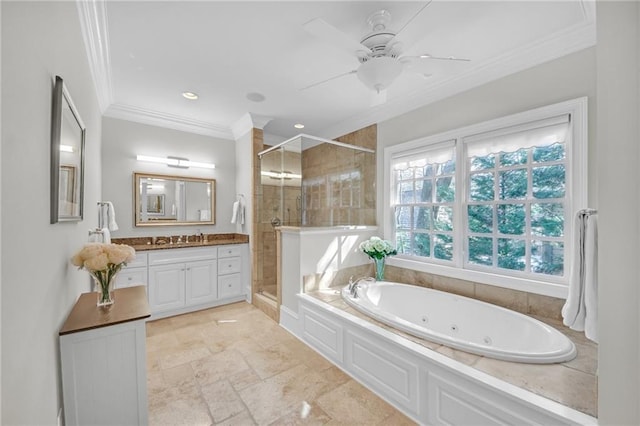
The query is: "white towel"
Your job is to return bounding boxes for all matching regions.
[562,210,598,342]
[88,228,111,244]
[106,201,119,231]
[231,201,239,224]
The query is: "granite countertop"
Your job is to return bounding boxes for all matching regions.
[306,287,598,419]
[111,233,249,251]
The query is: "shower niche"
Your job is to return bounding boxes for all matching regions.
[255,134,376,302]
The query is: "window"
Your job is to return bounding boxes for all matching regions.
[384,98,587,297]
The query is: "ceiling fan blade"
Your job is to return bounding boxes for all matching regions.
[303,18,370,56]
[386,1,433,53]
[299,69,357,91]
[415,54,471,62]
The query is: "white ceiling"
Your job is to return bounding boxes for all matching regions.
[79,1,595,142]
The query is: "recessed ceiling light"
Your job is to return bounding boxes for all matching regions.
[294,123,305,129]
[182,92,199,100]
[246,92,266,102]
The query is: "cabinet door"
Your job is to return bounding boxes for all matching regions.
[148,264,185,313]
[115,268,147,289]
[185,259,218,305]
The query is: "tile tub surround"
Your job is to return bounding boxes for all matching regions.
[146,301,416,425]
[304,263,566,321]
[111,233,249,251]
[306,288,598,418]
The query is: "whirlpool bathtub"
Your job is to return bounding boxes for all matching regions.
[342,281,576,364]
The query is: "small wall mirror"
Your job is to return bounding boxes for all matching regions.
[51,76,85,223]
[134,172,216,226]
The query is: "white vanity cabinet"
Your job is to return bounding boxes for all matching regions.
[114,252,148,289]
[146,244,247,318]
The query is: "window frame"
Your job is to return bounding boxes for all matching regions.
[383,97,588,299]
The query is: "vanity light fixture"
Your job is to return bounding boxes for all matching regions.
[136,155,215,169]
[182,91,199,100]
[60,144,74,153]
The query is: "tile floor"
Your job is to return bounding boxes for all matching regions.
[146,302,416,425]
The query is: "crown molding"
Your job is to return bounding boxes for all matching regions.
[318,18,596,140]
[76,0,113,113]
[105,103,235,140]
[231,113,273,140]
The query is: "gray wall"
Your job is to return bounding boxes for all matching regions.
[1,2,102,424]
[101,117,237,237]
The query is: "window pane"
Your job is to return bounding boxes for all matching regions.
[469,173,494,201]
[500,149,527,166]
[470,154,495,171]
[395,206,411,230]
[436,159,456,176]
[412,233,431,257]
[396,231,411,255]
[434,206,453,231]
[398,181,414,203]
[468,205,493,233]
[531,241,564,276]
[533,165,565,199]
[422,164,435,178]
[416,180,433,203]
[468,236,493,266]
[398,168,413,180]
[498,238,525,271]
[497,204,525,235]
[531,203,564,237]
[533,143,565,163]
[436,177,455,202]
[413,206,432,230]
[498,169,527,200]
[434,234,453,260]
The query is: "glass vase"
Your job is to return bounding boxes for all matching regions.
[373,257,386,281]
[92,272,116,307]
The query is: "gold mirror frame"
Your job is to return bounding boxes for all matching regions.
[134,172,216,226]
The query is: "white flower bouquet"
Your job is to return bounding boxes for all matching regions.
[71,243,136,305]
[359,236,397,260]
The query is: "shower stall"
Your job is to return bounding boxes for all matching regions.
[255,134,376,302]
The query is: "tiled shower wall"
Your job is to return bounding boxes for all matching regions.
[301,125,377,226]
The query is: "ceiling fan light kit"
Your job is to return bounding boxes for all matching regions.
[357,57,403,93]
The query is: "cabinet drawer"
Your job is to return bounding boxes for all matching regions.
[218,273,241,298]
[218,245,241,258]
[115,268,148,289]
[218,257,241,275]
[149,247,216,266]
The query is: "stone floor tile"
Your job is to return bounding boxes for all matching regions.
[192,349,251,387]
[242,343,303,380]
[315,380,396,425]
[148,396,213,426]
[228,367,262,391]
[162,363,197,388]
[201,380,247,423]
[146,331,181,353]
[215,410,256,426]
[160,345,211,370]
[377,410,418,426]
[268,400,332,425]
[146,317,175,337]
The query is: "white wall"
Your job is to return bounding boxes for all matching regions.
[234,129,252,237]
[1,2,102,424]
[101,117,237,237]
[596,2,640,424]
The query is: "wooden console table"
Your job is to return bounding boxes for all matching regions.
[60,286,150,425]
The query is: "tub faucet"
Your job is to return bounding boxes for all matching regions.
[348,276,375,298]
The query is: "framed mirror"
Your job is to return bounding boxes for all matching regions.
[134,172,216,226]
[51,75,85,223]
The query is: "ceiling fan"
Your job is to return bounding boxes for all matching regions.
[301,3,470,94]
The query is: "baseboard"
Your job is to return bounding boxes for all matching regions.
[279,304,300,337]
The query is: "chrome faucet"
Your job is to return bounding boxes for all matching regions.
[347,276,375,298]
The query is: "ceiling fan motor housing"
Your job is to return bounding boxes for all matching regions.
[358,9,400,63]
